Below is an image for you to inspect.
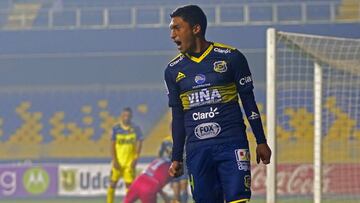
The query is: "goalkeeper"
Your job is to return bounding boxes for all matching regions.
[124,138,173,203]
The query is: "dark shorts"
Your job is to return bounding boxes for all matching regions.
[186,141,251,203]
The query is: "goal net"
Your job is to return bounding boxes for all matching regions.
[266,29,360,203]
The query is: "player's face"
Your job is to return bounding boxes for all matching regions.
[120,111,132,125]
[169,17,196,53]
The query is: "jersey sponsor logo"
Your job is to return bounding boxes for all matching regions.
[237,162,250,171]
[194,122,221,139]
[192,83,211,89]
[188,88,222,107]
[239,75,252,85]
[213,61,228,73]
[192,107,219,121]
[214,47,231,54]
[235,149,251,171]
[176,72,186,82]
[248,111,260,120]
[181,84,238,110]
[169,55,184,67]
[235,149,250,162]
[116,137,136,144]
[194,74,206,85]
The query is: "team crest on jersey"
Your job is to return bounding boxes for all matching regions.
[213,61,227,73]
[176,72,186,82]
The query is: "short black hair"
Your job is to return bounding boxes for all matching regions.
[122,107,132,114]
[170,5,207,37]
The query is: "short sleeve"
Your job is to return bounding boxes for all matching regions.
[230,50,254,93]
[135,126,144,141]
[111,128,116,141]
[164,68,182,107]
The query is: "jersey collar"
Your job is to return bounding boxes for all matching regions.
[185,43,213,63]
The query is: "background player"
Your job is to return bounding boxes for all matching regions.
[124,137,173,203]
[107,107,144,203]
[164,5,271,203]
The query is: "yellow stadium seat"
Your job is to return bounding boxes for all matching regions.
[98,100,108,109]
[81,105,92,114]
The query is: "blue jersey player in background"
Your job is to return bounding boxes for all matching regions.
[164,5,272,203]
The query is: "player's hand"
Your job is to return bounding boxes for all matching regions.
[256,143,271,164]
[113,161,121,170]
[168,161,183,178]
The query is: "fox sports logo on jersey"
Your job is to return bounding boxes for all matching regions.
[194,122,221,139]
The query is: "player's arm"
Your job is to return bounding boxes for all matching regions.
[231,50,271,164]
[111,130,120,169]
[135,140,142,159]
[132,126,144,168]
[164,68,186,177]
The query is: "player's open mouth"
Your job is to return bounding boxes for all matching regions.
[174,40,182,49]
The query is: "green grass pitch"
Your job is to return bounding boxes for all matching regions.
[1,198,359,203]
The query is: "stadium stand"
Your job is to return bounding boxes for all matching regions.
[2,0,357,30]
[0,0,359,162]
[337,0,360,21]
[0,87,167,160]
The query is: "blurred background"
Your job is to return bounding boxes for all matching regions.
[0,0,359,202]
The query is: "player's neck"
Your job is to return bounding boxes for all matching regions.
[188,38,210,56]
[119,120,131,129]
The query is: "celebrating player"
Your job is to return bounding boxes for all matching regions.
[124,138,173,203]
[107,107,144,203]
[164,5,271,203]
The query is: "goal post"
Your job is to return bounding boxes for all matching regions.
[266,28,277,203]
[266,28,360,203]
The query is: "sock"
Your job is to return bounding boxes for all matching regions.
[107,187,115,203]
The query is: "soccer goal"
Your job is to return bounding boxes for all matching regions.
[266,28,360,203]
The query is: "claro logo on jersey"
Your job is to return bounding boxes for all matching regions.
[194,122,221,139]
[169,55,184,67]
[239,75,252,85]
[192,107,219,121]
[214,47,231,54]
[188,88,222,107]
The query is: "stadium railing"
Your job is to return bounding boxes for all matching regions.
[0,1,359,31]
